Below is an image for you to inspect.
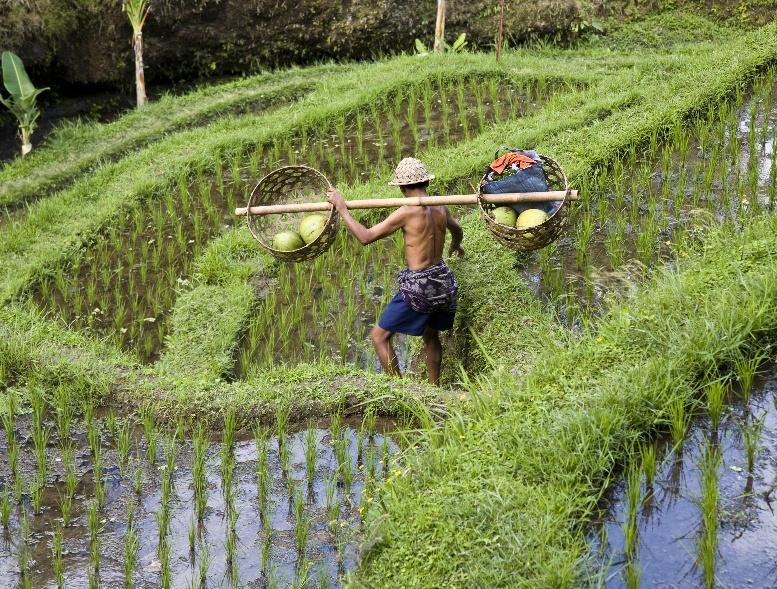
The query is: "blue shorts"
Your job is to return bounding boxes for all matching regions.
[378,292,456,336]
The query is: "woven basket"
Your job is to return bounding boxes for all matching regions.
[478,153,571,251]
[246,166,339,262]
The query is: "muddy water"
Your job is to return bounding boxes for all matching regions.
[0,412,399,588]
[588,366,777,588]
[518,72,777,325]
[30,76,565,365]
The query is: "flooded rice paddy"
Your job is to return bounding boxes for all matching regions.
[0,395,400,588]
[521,68,777,327]
[28,76,565,364]
[589,364,777,588]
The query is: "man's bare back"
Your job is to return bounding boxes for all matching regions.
[398,204,449,271]
[325,193,464,270]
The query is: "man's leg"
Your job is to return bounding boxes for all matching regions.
[371,325,400,377]
[422,327,442,386]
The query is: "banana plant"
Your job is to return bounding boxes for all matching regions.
[123,0,151,107]
[0,51,48,157]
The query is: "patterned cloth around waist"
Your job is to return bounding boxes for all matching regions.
[397,260,458,314]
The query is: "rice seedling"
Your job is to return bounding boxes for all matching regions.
[742,412,766,473]
[639,443,656,491]
[224,508,238,575]
[624,457,642,551]
[304,425,317,488]
[53,522,65,588]
[87,500,101,573]
[192,424,208,521]
[223,406,237,450]
[324,474,340,532]
[159,539,172,589]
[187,518,197,558]
[734,354,763,404]
[669,396,690,450]
[697,442,721,589]
[117,418,132,471]
[293,486,311,556]
[143,410,157,464]
[705,380,726,431]
[63,442,77,493]
[341,454,353,497]
[54,385,73,441]
[31,419,50,481]
[624,560,640,589]
[93,440,106,509]
[0,489,10,528]
[29,474,44,515]
[105,408,117,442]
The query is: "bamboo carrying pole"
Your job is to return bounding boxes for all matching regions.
[235,190,578,216]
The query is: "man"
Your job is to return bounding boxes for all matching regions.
[327,157,464,385]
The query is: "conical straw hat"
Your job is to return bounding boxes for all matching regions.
[388,157,435,186]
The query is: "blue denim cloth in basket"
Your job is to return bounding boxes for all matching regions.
[482,149,560,215]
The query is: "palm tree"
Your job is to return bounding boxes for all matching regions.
[123,0,151,107]
[434,0,446,53]
[496,0,506,62]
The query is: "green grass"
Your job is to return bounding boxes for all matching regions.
[158,228,269,380]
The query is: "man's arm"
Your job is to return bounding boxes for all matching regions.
[446,208,465,258]
[327,189,406,245]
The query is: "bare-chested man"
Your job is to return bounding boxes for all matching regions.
[327,158,464,385]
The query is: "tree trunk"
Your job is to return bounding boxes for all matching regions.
[134,31,148,108]
[496,0,505,62]
[434,0,446,53]
[20,127,32,156]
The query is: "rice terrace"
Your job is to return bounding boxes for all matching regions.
[2,1,777,587]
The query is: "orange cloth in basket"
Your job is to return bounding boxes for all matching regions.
[489,152,537,175]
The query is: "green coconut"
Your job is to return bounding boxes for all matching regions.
[299,214,328,244]
[492,206,518,227]
[516,208,549,229]
[272,230,305,251]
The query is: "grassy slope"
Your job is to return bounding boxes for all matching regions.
[158,228,269,380]
[0,51,592,305]
[349,23,777,588]
[0,64,347,208]
[351,215,777,588]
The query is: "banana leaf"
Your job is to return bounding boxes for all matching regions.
[1,51,47,100]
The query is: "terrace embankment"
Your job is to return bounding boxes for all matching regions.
[351,206,777,588]
[0,71,324,211]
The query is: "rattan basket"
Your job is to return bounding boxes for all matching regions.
[246,166,339,262]
[478,154,571,251]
